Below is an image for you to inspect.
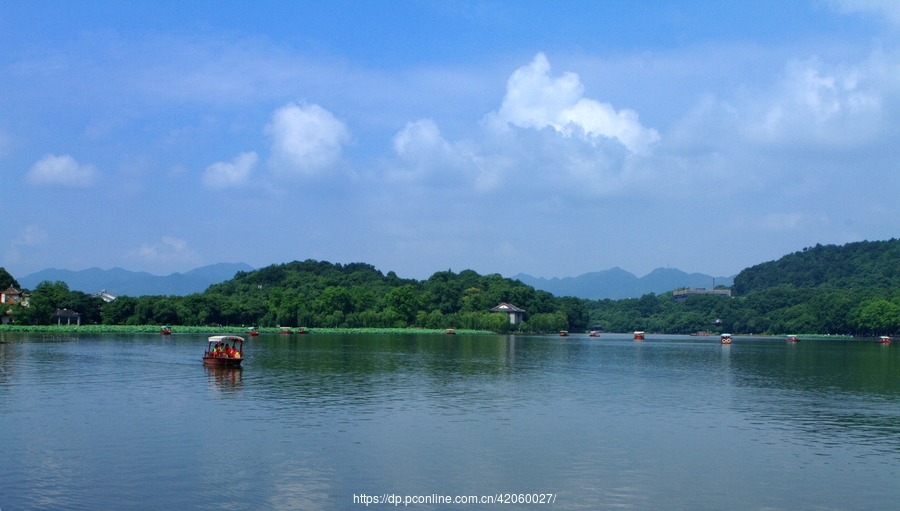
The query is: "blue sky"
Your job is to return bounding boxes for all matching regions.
[2,1,900,281]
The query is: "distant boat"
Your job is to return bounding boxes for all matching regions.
[690,331,709,336]
[445,328,456,335]
[559,331,569,337]
[246,327,259,337]
[589,331,600,337]
[877,336,891,344]
[720,333,732,344]
[634,331,645,340]
[296,327,309,334]
[160,326,172,335]
[786,335,799,343]
[278,327,293,335]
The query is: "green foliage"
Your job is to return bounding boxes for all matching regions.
[0,267,20,290]
[57,259,586,332]
[734,239,900,295]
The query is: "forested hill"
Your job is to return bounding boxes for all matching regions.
[91,260,588,331]
[733,239,900,295]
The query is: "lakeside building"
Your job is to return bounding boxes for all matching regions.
[53,308,82,326]
[490,302,525,326]
[673,289,732,302]
[1,286,30,325]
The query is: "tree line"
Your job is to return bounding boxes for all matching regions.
[2,261,589,332]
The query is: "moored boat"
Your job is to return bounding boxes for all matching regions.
[690,331,709,336]
[720,333,732,344]
[877,335,891,344]
[203,336,244,366]
[634,331,645,340]
[786,335,799,343]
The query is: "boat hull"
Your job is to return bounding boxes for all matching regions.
[203,356,243,367]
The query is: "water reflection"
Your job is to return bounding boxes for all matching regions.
[205,366,243,393]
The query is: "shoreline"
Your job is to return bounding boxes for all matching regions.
[0,325,496,335]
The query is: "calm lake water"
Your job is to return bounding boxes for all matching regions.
[1,332,899,510]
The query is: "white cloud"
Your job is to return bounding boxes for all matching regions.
[4,225,48,265]
[202,151,258,189]
[828,0,900,23]
[135,236,201,266]
[24,154,98,187]
[266,102,350,178]
[489,53,660,154]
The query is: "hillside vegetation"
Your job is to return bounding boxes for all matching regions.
[3,260,588,332]
[588,239,900,336]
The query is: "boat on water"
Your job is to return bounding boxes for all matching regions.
[246,327,259,337]
[445,328,456,335]
[278,327,293,335]
[690,331,709,336]
[634,331,645,340]
[203,336,244,366]
[559,331,569,337]
[160,326,172,335]
[786,335,799,343]
[720,333,732,344]
[877,336,892,344]
[589,331,600,337]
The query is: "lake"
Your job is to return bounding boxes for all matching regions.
[1,332,899,510]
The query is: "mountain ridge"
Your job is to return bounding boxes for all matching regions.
[513,267,735,300]
[18,262,255,297]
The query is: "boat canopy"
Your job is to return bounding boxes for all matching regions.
[208,335,244,344]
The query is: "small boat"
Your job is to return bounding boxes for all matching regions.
[634,331,645,340]
[160,326,172,335]
[690,331,709,336]
[559,331,569,337]
[296,327,309,334]
[246,327,259,337]
[278,327,293,335]
[445,328,456,335]
[785,335,799,343]
[720,333,732,344]
[589,331,600,337]
[877,336,891,344]
[203,336,244,366]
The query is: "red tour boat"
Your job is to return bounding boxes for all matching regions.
[246,327,259,337]
[720,333,732,344]
[559,331,569,337]
[877,336,891,344]
[203,336,244,366]
[634,331,645,340]
[445,328,456,335]
[786,335,799,343]
[296,327,309,334]
[160,326,172,335]
[589,331,600,337]
[278,327,293,335]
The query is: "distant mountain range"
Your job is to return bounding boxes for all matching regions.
[512,267,735,300]
[19,263,255,297]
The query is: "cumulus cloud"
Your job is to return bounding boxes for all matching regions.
[4,225,48,265]
[489,53,660,154]
[202,151,258,189]
[135,236,201,266]
[24,154,98,187]
[266,102,350,178]
[828,0,900,23]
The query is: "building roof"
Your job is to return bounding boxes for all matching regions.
[490,302,525,313]
[53,308,82,317]
[2,286,23,296]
